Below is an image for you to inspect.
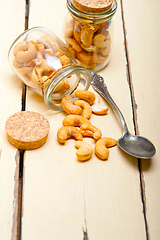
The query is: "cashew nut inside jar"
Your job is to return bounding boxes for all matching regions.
[64,0,117,72]
[8,26,91,111]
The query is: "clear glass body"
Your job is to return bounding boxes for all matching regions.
[8,26,91,111]
[64,0,117,72]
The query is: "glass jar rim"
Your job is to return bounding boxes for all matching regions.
[67,0,117,22]
[44,65,91,111]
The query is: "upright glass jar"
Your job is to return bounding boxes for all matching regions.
[64,0,117,72]
[8,26,91,111]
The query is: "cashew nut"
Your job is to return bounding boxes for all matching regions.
[15,41,37,63]
[61,94,83,115]
[33,51,43,66]
[80,123,102,140]
[31,67,41,85]
[95,137,117,160]
[66,38,82,52]
[76,50,98,65]
[74,99,92,119]
[93,34,111,48]
[80,44,98,53]
[59,55,71,66]
[76,59,96,69]
[80,24,100,48]
[92,95,109,115]
[99,46,111,57]
[62,114,91,127]
[80,25,94,48]
[75,90,95,105]
[37,43,45,57]
[57,126,83,144]
[75,141,93,161]
[53,79,70,93]
[13,41,28,56]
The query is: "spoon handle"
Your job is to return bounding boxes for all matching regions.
[90,72,128,134]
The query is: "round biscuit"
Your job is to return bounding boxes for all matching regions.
[5,111,50,150]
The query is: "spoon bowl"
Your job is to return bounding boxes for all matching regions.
[118,132,156,159]
[91,72,156,159]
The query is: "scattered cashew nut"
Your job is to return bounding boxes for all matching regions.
[92,95,109,115]
[62,115,91,127]
[75,141,93,161]
[57,126,83,144]
[74,90,95,105]
[80,123,102,140]
[95,137,117,160]
[74,99,92,119]
[61,94,83,115]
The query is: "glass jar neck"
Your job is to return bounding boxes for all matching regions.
[44,65,91,111]
[67,0,117,23]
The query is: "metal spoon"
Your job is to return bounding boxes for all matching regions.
[90,72,156,159]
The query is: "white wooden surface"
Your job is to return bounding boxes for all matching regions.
[0,0,159,239]
[122,0,160,239]
[0,1,25,240]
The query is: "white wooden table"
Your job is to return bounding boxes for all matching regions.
[0,0,160,239]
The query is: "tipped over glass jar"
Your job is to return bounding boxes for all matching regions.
[8,26,91,111]
[64,0,117,72]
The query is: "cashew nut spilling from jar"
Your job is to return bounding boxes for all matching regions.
[61,94,83,115]
[95,137,117,160]
[62,114,91,127]
[57,126,83,144]
[92,95,109,115]
[74,90,95,105]
[74,99,92,119]
[75,141,93,161]
[80,123,102,140]
[53,79,70,93]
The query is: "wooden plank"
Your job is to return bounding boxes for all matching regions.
[122,0,160,239]
[0,0,26,239]
[21,0,146,239]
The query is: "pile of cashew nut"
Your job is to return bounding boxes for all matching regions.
[57,90,117,161]
[64,18,111,69]
[12,34,74,96]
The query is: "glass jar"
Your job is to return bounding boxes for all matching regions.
[8,26,91,111]
[64,0,117,72]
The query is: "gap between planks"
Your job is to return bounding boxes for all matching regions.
[11,1,28,239]
[120,0,149,239]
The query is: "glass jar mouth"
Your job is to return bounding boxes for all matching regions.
[44,65,91,111]
[67,0,117,22]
